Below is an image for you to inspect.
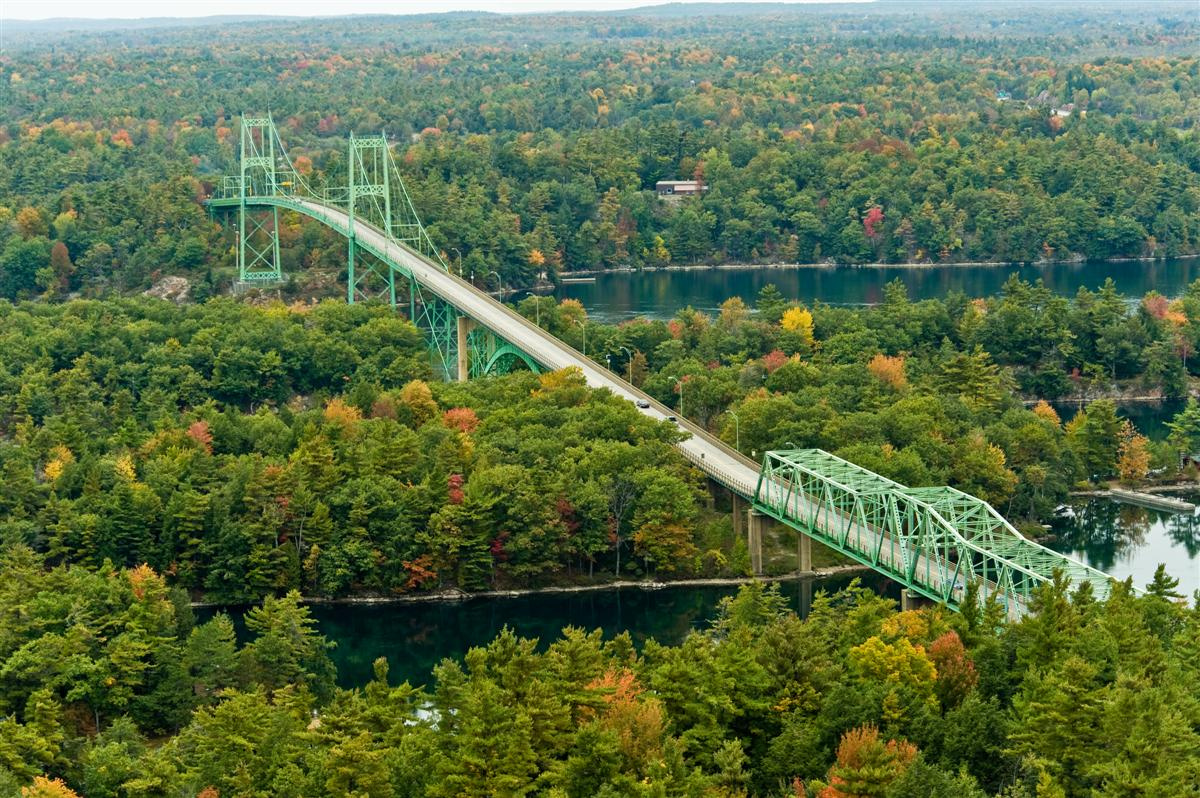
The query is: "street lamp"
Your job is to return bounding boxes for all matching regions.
[450,247,463,278]
[667,375,684,417]
[728,410,740,452]
[618,345,633,383]
[486,269,504,301]
[570,317,586,356]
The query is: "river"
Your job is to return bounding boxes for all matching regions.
[558,257,1200,322]
[209,483,1199,689]
[205,571,890,688]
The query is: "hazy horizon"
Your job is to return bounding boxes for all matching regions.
[4,0,872,22]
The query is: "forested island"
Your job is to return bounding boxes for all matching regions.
[2,1,1200,796]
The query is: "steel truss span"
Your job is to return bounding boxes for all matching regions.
[753,449,1121,618]
[207,115,1126,617]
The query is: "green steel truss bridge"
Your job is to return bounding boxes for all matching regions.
[207,116,1123,618]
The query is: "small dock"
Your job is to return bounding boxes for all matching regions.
[1108,489,1196,514]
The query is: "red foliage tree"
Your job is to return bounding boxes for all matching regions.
[447,473,465,505]
[762,349,789,373]
[863,206,885,239]
[928,630,978,709]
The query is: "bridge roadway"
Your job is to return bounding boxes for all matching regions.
[270,199,1015,611]
[293,198,762,491]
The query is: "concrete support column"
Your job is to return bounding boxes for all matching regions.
[747,509,766,576]
[456,316,476,382]
[900,588,930,613]
[798,530,812,573]
[732,494,744,540]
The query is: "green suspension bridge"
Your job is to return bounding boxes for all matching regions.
[207,116,1124,618]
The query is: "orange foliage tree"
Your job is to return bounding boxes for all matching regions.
[867,354,907,391]
[819,725,917,798]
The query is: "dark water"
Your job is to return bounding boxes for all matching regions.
[1049,495,1200,597]
[560,258,1200,322]
[315,571,900,687]
[203,572,893,689]
[1051,399,1185,441]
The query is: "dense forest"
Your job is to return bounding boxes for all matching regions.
[0,299,740,602]
[3,3,1200,796]
[2,2,1199,296]
[0,561,1196,797]
[3,277,1200,605]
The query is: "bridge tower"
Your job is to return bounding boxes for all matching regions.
[235,116,295,284]
[212,116,542,383]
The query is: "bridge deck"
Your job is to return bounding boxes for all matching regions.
[216,194,766,492]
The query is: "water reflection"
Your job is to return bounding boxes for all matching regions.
[1049,497,1200,595]
[1051,399,1185,442]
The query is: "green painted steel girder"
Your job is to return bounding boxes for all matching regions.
[752,448,1125,617]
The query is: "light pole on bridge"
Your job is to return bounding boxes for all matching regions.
[618,345,633,383]
[570,317,586,356]
[486,269,504,302]
[667,375,685,417]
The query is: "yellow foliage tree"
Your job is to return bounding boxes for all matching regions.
[21,777,81,798]
[1031,399,1061,426]
[718,296,749,328]
[534,367,589,406]
[558,298,588,327]
[848,636,939,720]
[323,397,363,430]
[114,454,137,482]
[398,380,439,427]
[781,306,815,346]
[44,445,74,483]
[1117,421,1151,485]
[15,206,46,239]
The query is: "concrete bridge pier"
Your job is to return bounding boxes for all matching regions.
[747,508,767,575]
[798,528,812,573]
[456,316,476,381]
[900,588,933,612]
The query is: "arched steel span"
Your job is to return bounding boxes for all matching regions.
[207,115,1126,617]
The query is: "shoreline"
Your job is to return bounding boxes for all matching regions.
[189,564,869,609]
[557,252,1200,278]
